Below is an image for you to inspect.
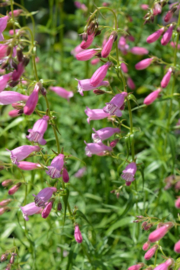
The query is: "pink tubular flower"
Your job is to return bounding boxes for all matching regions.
[101,34,116,58]
[147,28,165,43]
[76,49,99,61]
[0,199,11,206]
[144,88,161,105]
[0,16,9,34]
[148,223,173,242]
[164,10,173,23]
[142,241,150,251]
[49,86,74,100]
[175,197,180,208]
[9,109,22,118]
[174,240,180,253]
[0,73,12,92]
[76,78,109,96]
[12,62,24,81]
[17,161,42,170]
[121,162,137,185]
[90,62,111,87]
[103,92,127,117]
[110,139,119,148]
[80,33,95,49]
[161,25,173,46]
[9,9,23,17]
[92,127,120,143]
[130,47,148,55]
[85,107,110,123]
[91,58,100,65]
[135,58,153,70]
[141,4,149,10]
[0,44,8,59]
[24,83,41,115]
[170,41,180,49]
[85,141,112,157]
[121,62,128,73]
[74,1,87,11]
[46,154,64,179]
[161,68,172,88]
[71,44,84,57]
[74,225,83,243]
[74,167,86,178]
[33,187,56,207]
[26,115,49,145]
[42,201,53,218]
[127,77,135,90]
[118,36,129,54]
[8,183,21,195]
[0,91,28,105]
[2,179,13,187]
[62,168,69,183]
[144,245,158,260]
[153,259,173,270]
[21,202,42,221]
[7,145,40,165]
[9,29,20,35]
[153,3,162,15]
[128,263,144,270]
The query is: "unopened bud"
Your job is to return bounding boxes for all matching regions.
[8,182,21,195]
[11,60,18,70]
[0,207,10,215]
[2,180,13,187]
[111,31,118,41]
[62,167,69,183]
[0,165,4,170]
[7,45,12,56]
[80,33,88,41]
[93,89,106,95]
[0,199,12,206]
[9,255,15,264]
[1,61,9,69]
[57,202,62,211]
[5,264,11,270]
[17,48,23,62]
[22,56,30,66]
[87,21,97,35]
[110,139,119,148]
[177,27,180,33]
[9,80,19,87]
[40,87,46,96]
[1,253,8,262]
[95,30,101,37]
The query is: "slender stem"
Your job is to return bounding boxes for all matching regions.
[59,0,64,71]
[10,0,15,32]
[127,99,135,161]
[32,56,38,81]
[154,247,159,267]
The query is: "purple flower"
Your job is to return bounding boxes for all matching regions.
[46,154,64,178]
[76,48,99,61]
[85,107,110,123]
[121,162,137,185]
[161,68,172,88]
[0,91,28,105]
[0,73,12,92]
[74,167,86,178]
[41,201,53,218]
[62,167,69,183]
[92,127,120,143]
[24,83,41,115]
[161,25,174,46]
[12,62,24,81]
[33,187,57,207]
[21,202,42,221]
[0,44,8,59]
[90,62,111,87]
[7,145,40,165]
[17,161,42,170]
[130,47,148,55]
[71,44,84,57]
[27,115,49,145]
[135,58,153,70]
[49,86,73,100]
[76,79,109,96]
[85,141,112,157]
[74,225,83,243]
[103,92,127,117]
[80,33,95,49]
[146,28,165,43]
[144,88,161,105]
[101,34,115,58]
[144,245,158,260]
[121,63,128,73]
[148,224,172,242]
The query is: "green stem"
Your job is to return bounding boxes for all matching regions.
[127,99,135,161]
[59,0,64,71]
[10,0,15,32]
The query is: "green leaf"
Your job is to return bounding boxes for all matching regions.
[63,188,69,223]
[167,133,176,169]
[0,117,24,137]
[106,217,134,235]
[76,210,91,226]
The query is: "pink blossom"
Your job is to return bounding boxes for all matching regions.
[121,162,137,185]
[2,180,13,187]
[0,73,12,92]
[12,62,24,81]
[24,83,41,115]
[154,259,173,270]
[121,62,128,73]
[164,10,173,22]
[9,29,20,35]
[130,47,148,55]
[90,62,111,87]
[9,9,23,17]
[142,241,150,251]
[0,199,11,206]
[161,25,173,46]
[8,109,22,118]
[85,107,110,123]
[21,202,42,221]
[148,223,173,242]
[0,16,9,34]
[128,263,144,270]
[0,91,28,105]
[33,187,56,207]
[103,92,127,117]
[135,58,153,70]
[91,58,100,65]
[174,240,180,253]
[85,141,112,157]
[46,154,64,179]
[144,88,161,105]
[161,68,172,88]
[71,44,84,56]
[110,139,118,148]
[127,77,135,90]
[118,36,129,54]
[170,41,180,49]
[153,3,162,15]
[74,1,87,11]
[7,145,40,165]
[144,245,158,260]
[8,183,21,195]
[92,127,120,143]
[80,33,95,49]
[76,78,109,96]
[74,225,83,243]
[74,167,86,178]
[49,86,73,100]
[42,201,53,218]
[27,115,49,145]
[62,168,69,183]
[76,49,99,61]
[17,161,42,170]
[175,197,180,208]
[101,34,115,58]
[147,28,165,43]
[141,4,149,10]
[0,44,8,59]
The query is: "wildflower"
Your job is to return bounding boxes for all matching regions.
[33,187,56,207]
[128,263,144,270]
[130,47,148,55]
[92,127,120,143]
[121,162,137,185]
[161,25,173,46]
[80,33,95,49]
[0,91,28,105]
[0,16,9,34]
[8,182,21,195]
[49,86,73,101]
[76,48,99,61]
[21,202,42,221]
[76,78,109,96]
[121,62,128,73]
[101,32,117,58]
[62,167,69,183]
[135,58,153,70]
[142,241,150,251]
[141,4,149,10]
[12,62,24,81]
[26,115,49,145]
[161,68,172,88]
[91,58,100,65]
[85,107,110,123]
[74,225,83,243]
[90,62,111,87]
[8,109,23,118]
[154,259,173,270]
[127,77,135,90]
[110,139,119,148]
[46,154,64,179]
[153,3,162,15]
[7,145,40,165]
[148,223,173,242]
[118,36,129,54]
[144,245,158,260]
[0,199,12,206]
[147,28,165,43]
[103,92,127,117]
[0,73,12,92]
[174,240,180,253]
[170,41,180,49]
[2,180,13,187]
[41,200,53,218]
[164,10,173,23]
[0,44,8,59]
[144,88,161,105]
[71,44,83,57]
[17,161,42,170]
[85,141,112,157]
[9,9,23,17]
[175,198,180,208]
[24,83,41,115]
[74,167,86,178]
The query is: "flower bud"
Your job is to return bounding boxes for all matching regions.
[9,109,23,118]
[144,245,158,260]
[161,25,174,46]
[175,197,180,208]
[0,199,12,206]
[0,207,10,215]
[62,167,69,183]
[110,139,119,148]
[22,56,30,66]
[174,240,180,253]
[93,89,106,95]
[128,263,144,270]
[148,223,173,242]
[2,179,13,187]
[1,253,8,262]
[57,202,62,211]
[40,87,46,96]
[8,182,21,195]
[142,241,150,251]
[164,10,173,23]
[144,88,161,105]
[41,200,53,219]
[9,255,15,264]
[16,47,23,62]
[74,225,83,243]
[161,68,172,88]
[9,80,19,87]
[135,58,153,70]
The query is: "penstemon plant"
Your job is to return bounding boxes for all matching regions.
[1,0,180,269]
